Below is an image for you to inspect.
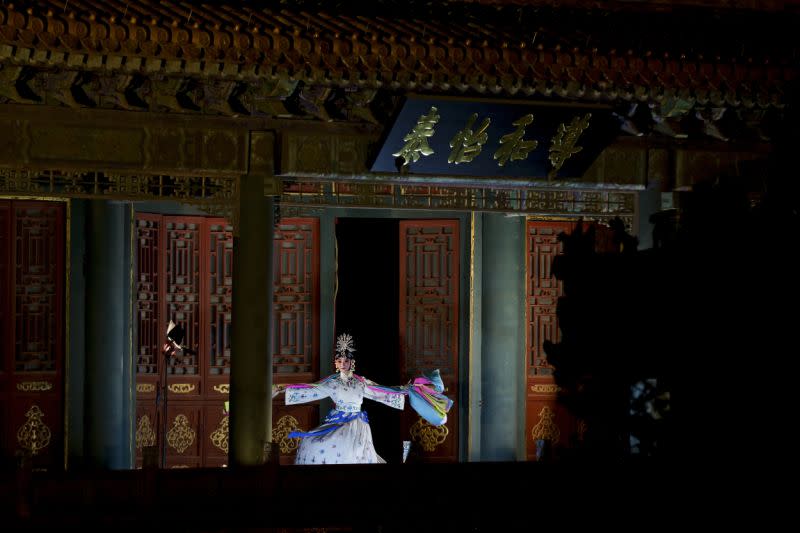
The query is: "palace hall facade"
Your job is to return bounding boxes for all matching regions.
[1,0,795,471]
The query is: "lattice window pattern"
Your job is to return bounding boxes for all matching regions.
[165,221,201,376]
[0,202,8,374]
[136,217,161,375]
[208,221,233,376]
[526,222,573,377]
[272,220,319,376]
[14,205,61,372]
[400,222,458,377]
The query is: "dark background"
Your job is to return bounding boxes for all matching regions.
[334,218,403,463]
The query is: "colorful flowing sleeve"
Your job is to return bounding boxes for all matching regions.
[360,376,406,410]
[406,369,453,426]
[284,375,334,405]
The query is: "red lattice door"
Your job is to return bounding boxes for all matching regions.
[135,215,320,467]
[272,218,320,465]
[135,215,214,468]
[399,220,459,463]
[1,201,65,469]
[525,221,579,460]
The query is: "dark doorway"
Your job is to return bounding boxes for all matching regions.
[334,218,402,463]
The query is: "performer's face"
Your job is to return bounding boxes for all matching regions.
[335,356,352,372]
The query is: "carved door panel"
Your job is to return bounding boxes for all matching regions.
[135,214,209,468]
[165,403,202,468]
[135,214,320,467]
[134,213,161,467]
[272,218,320,464]
[399,220,459,463]
[525,221,577,460]
[0,201,8,458]
[1,201,65,468]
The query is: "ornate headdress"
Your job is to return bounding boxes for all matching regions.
[335,333,356,360]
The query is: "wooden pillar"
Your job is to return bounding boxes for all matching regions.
[230,135,276,466]
[84,200,134,469]
[479,213,526,461]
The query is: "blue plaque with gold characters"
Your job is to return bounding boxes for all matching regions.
[370,96,617,180]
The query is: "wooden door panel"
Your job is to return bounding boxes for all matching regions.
[0,201,9,458]
[272,218,320,384]
[399,220,459,463]
[203,402,229,466]
[165,404,202,467]
[135,214,321,467]
[525,221,576,460]
[3,202,65,469]
[9,395,62,467]
[273,403,317,465]
[134,403,158,467]
[206,219,233,395]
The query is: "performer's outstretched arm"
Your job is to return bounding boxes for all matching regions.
[360,377,406,410]
[274,376,335,404]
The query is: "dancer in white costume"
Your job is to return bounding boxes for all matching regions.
[272,333,452,465]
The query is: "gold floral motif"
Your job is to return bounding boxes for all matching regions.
[136,383,155,393]
[272,415,302,454]
[531,406,561,443]
[135,414,156,449]
[530,384,560,394]
[210,416,229,454]
[212,384,230,394]
[170,464,190,469]
[17,405,52,456]
[576,419,587,442]
[16,381,53,392]
[409,417,449,452]
[168,383,195,394]
[166,414,196,454]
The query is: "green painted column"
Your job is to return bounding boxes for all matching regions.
[230,176,274,466]
[479,213,526,461]
[84,200,134,469]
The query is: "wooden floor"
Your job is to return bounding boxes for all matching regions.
[0,458,718,531]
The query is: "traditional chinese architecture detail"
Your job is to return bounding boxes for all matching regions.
[273,415,302,454]
[212,384,230,394]
[393,107,440,166]
[208,222,234,378]
[549,114,592,178]
[16,381,53,392]
[166,415,196,454]
[165,221,201,378]
[210,417,229,454]
[526,222,574,377]
[449,113,491,164]
[531,406,561,444]
[0,3,791,124]
[272,219,320,380]
[135,415,156,449]
[531,384,560,394]
[283,181,635,229]
[136,384,155,393]
[0,170,237,208]
[16,405,52,456]
[576,419,588,442]
[494,114,538,166]
[168,384,196,394]
[409,417,449,452]
[12,204,62,372]
[136,216,161,377]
